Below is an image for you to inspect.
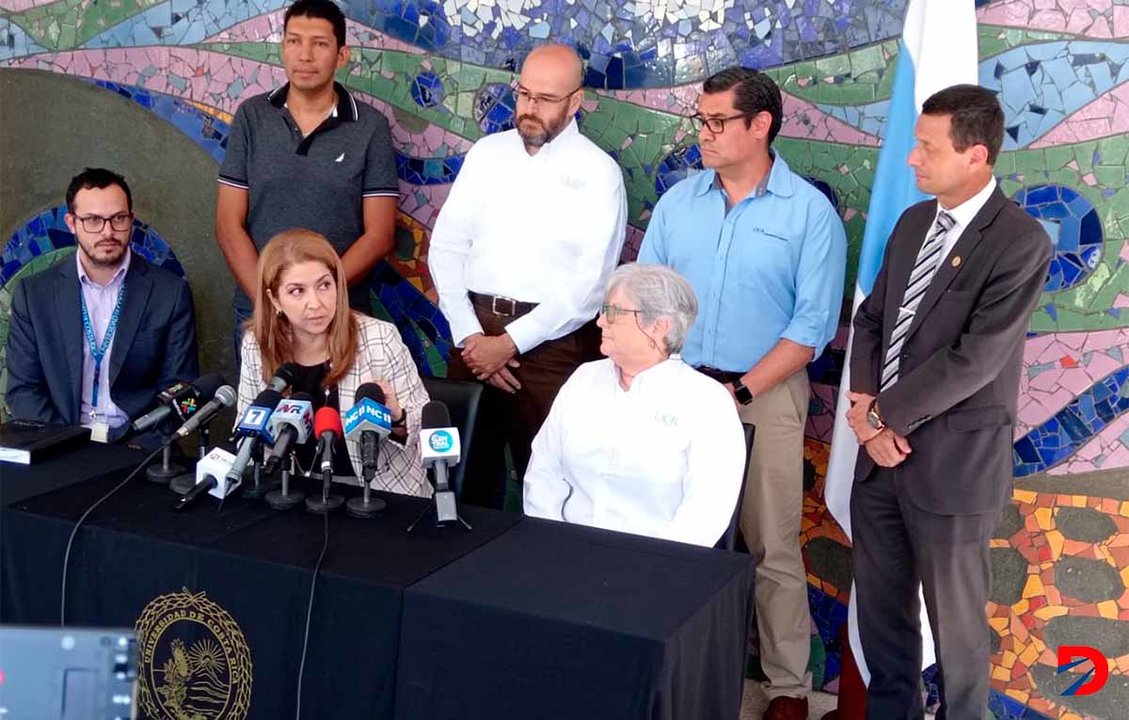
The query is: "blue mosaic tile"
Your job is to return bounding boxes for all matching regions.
[989,689,1053,720]
[1013,184,1103,293]
[88,79,230,164]
[411,71,444,108]
[806,584,848,689]
[340,0,908,88]
[2,204,186,288]
[367,262,452,377]
[1013,366,1129,477]
[474,83,516,135]
[655,144,703,199]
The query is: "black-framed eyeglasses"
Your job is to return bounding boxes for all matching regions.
[513,84,581,107]
[74,212,133,233]
[690,113,749,134]
[600,303,643,323]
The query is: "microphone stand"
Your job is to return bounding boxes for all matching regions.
[346,461,386,518]
[146,443,185,485]
[265,454,305,510]
[407,467,472,532]
[305,462,344,514]
[169,426,212,496]
[242,445,273,500]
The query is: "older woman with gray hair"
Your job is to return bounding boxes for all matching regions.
[523,263,746,547]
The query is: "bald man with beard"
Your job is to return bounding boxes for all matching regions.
[428,44,628,509]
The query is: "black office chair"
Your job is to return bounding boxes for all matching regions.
[719,422,756,551]
[421,376,484,500]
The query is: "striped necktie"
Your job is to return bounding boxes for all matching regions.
[879,210,956,391]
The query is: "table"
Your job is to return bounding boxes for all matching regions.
[395,519,753,720]
[2,446,754,719]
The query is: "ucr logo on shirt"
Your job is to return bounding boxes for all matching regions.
[429,430,454,453]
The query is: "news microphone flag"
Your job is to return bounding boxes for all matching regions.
[822,0,978,684]
[421,426,461,467]
[343,397,393,439]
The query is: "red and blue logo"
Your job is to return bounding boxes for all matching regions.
[1056,645,1108,696]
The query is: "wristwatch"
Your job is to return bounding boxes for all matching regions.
[866,399,887,431]
[391,408,407,429]
[730,380,754,406]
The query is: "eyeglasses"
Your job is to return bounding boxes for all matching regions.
[690,113,749,134]
[600,303,643,323]
[74,212,133,233]
[513,84,581,107]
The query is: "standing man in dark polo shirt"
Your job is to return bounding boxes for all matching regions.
[216,0,399,358]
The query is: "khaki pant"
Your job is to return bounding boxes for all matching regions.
[737,370,812,700]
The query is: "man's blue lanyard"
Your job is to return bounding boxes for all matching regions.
[80,285,126,413]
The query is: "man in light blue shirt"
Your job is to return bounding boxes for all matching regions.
[638,67,846,720]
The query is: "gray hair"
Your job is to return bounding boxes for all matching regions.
[606,263,698,354]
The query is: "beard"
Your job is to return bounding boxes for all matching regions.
[80,239,128,267]
[516,107,571,148]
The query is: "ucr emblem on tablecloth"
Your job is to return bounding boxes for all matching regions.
[135,588,252,720]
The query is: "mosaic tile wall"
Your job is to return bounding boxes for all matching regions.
[2,0,1129,716]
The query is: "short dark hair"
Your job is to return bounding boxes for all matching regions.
[921,84,1004,165]
[284,0,347,48]
[702,67,783,144]
[65,168,132,213]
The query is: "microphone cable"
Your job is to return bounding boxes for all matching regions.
[60,441,168,626]
[295,504,330,719]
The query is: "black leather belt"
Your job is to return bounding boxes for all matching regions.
[696,366,744,384]
[469,291,538,317]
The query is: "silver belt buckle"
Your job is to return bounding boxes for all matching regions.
[491,295,517,316]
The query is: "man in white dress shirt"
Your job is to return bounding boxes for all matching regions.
[524,263,746,546]
[428,43,628,509]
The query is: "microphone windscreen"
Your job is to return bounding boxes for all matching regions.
[273,362,299,388]
[355,382,386,404]
[290,391,314,403]
[212,385,237,408]
[192,372,227,401]
[420,400,451,429]
[251,388,283,410]
[314,406,343,439]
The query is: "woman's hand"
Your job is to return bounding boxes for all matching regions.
[374,378,405,424]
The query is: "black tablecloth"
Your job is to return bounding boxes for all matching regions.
[2,465,520,719]
[4,447,755,720]
[395,519,755,720]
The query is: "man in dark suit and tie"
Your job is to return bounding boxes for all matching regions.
[845,85,1052,718]
[6,168,199,442]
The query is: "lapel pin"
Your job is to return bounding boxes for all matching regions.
[951,256,962,267]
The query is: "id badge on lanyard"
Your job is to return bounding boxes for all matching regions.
[81,285,125,437]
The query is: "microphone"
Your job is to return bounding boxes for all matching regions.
[344,383,392,518]
[131,379,199,434]
[223,389,282,497]
[268,363,299,393]
[420,401,463,526]
[175,447,237,511]
[263,393,314,475]
[305,407,345,514]
[175,385,237,438]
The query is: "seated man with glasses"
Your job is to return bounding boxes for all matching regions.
[524,263,745,547]
[6,167,199,442]
[429,43,628,510]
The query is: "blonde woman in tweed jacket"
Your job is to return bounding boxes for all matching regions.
[237,229,431,497]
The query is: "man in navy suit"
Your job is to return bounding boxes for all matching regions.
[6,168,199,442]
[846,85,1052,718]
